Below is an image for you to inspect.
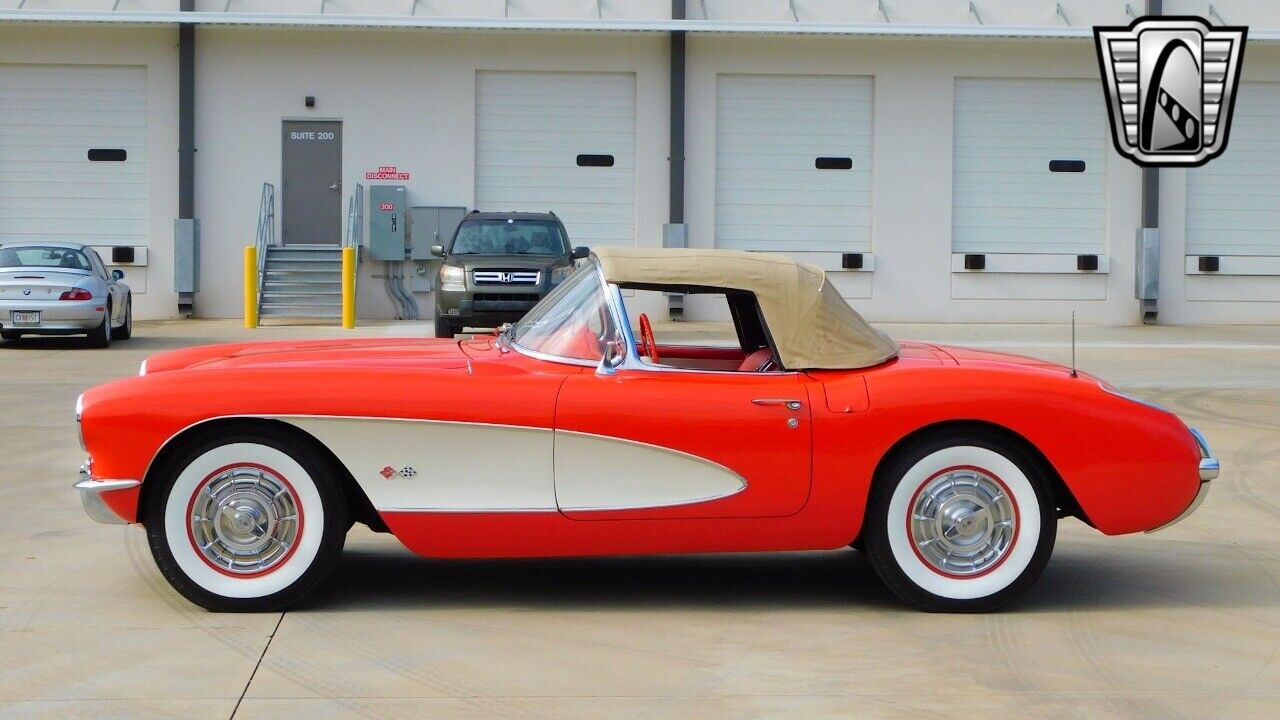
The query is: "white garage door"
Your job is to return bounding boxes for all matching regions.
[1186,82,1280,257]
[953,78,1107,255]
[475,71,635,248]
[0,65,148,247]
[715,74,872,252]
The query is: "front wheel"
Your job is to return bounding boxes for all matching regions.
[114,295,132,340]
[863,432,1057,612]
[144,427,347,611]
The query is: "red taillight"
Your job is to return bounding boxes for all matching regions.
[58,289,93,301]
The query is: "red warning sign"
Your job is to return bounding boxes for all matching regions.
[365,165,411,181]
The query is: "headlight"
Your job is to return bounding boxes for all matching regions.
[439,265,465,290]
[550,265,573,284]
[1097,379,1172,414]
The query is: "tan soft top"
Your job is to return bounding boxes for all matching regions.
[592,247,898,370]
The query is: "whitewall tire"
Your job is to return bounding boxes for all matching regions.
[864,432,1056,612]
[145,427,347,611]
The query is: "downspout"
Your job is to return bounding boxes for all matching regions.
[1137,0,1162,323]
[176,0,198,316]
[665,0,688,319]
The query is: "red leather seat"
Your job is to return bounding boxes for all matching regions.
[738,348,774,372]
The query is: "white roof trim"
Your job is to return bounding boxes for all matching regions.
[2,10,1278,41]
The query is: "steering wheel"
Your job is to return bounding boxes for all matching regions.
[638,313,659,364]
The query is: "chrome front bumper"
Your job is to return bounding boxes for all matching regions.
[1147,427,1218,533]
[75,465,138,525]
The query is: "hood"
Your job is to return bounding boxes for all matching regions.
[142,338,470,375]
[929,343,1072,373]
[448,255,565,271]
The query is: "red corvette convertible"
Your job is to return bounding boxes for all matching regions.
[74,248,1217,612]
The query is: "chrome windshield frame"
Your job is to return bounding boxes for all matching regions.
[507,257,619,369]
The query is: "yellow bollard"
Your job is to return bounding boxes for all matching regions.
[244,245,258,329]
[341,246,356,329]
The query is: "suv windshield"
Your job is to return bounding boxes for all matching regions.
[449,219,568,256]
[511,262,620,363]
[0,246,91,271]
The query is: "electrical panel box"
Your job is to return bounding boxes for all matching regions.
[368,185,408,261]
[408,206,467,260]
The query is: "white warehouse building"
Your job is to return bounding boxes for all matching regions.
[3,0,1280,325]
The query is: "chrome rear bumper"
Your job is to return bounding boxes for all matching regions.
[1147,427,1218,533]
[75,465,138,525]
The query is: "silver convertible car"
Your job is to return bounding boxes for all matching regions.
[0,242,133,347]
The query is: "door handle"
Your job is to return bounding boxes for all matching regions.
[752,398,803,411]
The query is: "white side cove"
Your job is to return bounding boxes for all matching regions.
[553,430,746,512]
[273,417,746,513]
[279,417,557,512]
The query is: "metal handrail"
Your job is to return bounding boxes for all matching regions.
[254,182,276,319]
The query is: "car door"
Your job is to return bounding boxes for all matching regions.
[553,368,813,520]
[87,250,118,323]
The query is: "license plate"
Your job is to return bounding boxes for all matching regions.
[10,311,39,326]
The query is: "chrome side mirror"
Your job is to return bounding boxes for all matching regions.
[597,340,624,376]
[430,244,445,258]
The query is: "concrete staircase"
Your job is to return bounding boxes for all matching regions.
[259,245,343,320]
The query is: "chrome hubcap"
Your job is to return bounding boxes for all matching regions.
[909,468,1016,576]
[189,466,299,574]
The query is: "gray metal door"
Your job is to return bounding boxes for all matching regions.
[281,120,342,245]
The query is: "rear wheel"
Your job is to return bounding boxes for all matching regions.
[863,431,1056,612]
[86,304,111,348]
[144,427,347,612]
[114,295,132,340]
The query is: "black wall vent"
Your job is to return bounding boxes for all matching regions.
[1198,256,1220,272]
[576,154,615,167]
[841,252,864,269]
[964,254,986,270]
[815,157,853,170]
[1077,254,1099,271]
[111,246,136,264]
[1049,159,1086,173]
[88,149,127,162]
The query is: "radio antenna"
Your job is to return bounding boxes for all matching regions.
[1070,310,1078,378]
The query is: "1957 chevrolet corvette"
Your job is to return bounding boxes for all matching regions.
[74,248,1218,612]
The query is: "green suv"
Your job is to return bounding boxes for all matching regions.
[430,211,588,338]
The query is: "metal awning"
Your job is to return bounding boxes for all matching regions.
[2,9,1277,41]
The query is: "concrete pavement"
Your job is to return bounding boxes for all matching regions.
[1,319,1278,719]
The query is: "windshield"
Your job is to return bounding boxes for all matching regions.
[449,219,569,256]
[511,262,620,363]
[0,246,91,271]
